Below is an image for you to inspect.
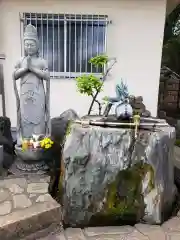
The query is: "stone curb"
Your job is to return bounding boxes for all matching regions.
[0,199,62,239]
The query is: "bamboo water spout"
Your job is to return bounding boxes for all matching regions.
[74,118,169,132]
[133,115,140,138]
[75,119,169,127]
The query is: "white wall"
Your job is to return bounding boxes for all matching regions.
[0,0,167,127]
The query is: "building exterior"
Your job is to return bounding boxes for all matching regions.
[0,0,177,127]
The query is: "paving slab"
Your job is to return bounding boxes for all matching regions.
[21,223,63,240]
[25,215,180,240]
[162,216,180,233]
[65,228,86,239]
[135,223,166,239]
[166,232,180,240]
[84,226,134,237]
[0,175,62,239]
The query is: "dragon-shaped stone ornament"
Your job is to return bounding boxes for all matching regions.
[103,81,133,120]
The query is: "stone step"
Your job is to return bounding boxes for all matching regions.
[0,175,62,239]
[21,222,63,240]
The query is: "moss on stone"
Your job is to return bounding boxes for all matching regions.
[58,122,72,203]
[66,121,72,137]
[92,161,155,224]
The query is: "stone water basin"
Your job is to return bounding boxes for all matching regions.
[61,118,175,227]
[15,145,44,162]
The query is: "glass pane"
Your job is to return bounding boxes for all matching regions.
[37,22,64,72]
[26,19,64,72]
[87,24,105,73]
[66,21,106,73]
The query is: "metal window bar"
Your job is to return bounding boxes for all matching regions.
[64,14,67,75]
[20,13,110,79]
[91,15,94,73]
[52,14,55,78]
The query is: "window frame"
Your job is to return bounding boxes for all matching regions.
[20,13,109,78]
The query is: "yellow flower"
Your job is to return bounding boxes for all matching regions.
[44,138,49,144]
[45,143,51,149]
[40,141,45,148]
[40,137,54,149]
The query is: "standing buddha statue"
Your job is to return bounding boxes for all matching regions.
[13,24,50,145]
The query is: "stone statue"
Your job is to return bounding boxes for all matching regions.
[129,96,151,117]
[13,24,50,144]
[103,81,133,119]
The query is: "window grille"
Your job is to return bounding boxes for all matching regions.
[20,13,109,78]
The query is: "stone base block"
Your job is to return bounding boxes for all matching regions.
[61,122,176,227]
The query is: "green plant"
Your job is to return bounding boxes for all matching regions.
[76,55,116,115]
[89,55,108,66]
[76,75,103,96]
[162,4,180,75]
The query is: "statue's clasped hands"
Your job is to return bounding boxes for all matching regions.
[26,55,33,71]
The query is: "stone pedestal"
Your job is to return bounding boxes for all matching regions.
[60,121,176,227]
[9,158,48,176]
[9,145,48,176]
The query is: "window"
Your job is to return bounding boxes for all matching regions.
[20,13,108,78]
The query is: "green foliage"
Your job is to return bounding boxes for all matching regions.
[76,74,103,96]
[164,5,180,45]
[89,55,108,67]
[102,96,109,101]
[76,54,111,115]
[175,138,180,147]
[162,38,180,74]
[162,4,180,74]
[76,55,108,96]
[101,96,109,105]
[76,55,108,97]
